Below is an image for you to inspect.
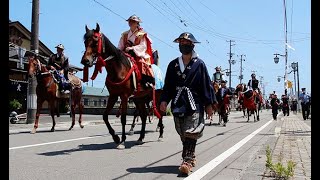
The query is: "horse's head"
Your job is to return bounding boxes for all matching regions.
[235,84,244,94]
[81,23,102,67]
[28,55,41,78]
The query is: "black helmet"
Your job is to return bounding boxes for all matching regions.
[221,80,227,83]
[251,73,256,77]
[173,32,200,43]
[126,14,142,23]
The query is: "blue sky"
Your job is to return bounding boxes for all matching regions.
[9,0,311,97]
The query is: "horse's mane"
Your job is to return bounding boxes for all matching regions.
[83,30,131,68]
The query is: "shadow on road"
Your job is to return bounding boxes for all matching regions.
[37,141,144,156]
[126,165,179,174]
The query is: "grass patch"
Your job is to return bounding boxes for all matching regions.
[265,145,296,179]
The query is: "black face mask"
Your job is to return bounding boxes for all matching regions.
[179,44,194,55]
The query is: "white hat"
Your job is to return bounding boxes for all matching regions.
[55,44,65,50]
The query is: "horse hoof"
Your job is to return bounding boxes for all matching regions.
[30,128,37,134]
[80,125,84,129]
[136,140,144,145]
[129,130,134,135]
[50,128,55,132]
[69,127,73,130]
[116,143,125,150]
[158,137,164,142]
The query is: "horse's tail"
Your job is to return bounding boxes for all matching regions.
[152,87,162,119]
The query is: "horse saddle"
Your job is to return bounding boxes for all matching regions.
[244,90,253,99]
[67,72,82,89]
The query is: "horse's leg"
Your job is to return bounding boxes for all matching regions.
[136,101,147,145]
[247,109,250,122]
[69,95,76,130]
[49,100,57,132]
[157,116,164,141]
[119,96,129,148]
[103,95,121,146]
[31,98,44,134]
[129,113,137,135]
[78,101,84,128]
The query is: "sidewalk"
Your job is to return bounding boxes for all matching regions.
[263,113,311,179]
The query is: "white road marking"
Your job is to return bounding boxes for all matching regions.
[184,119,274,180]
[9,135,106,150]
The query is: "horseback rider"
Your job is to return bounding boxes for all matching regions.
[159,32,216,175]
[247,73,261,103]
[118,14,155,88]
[47,44,70,93]
[212,66,224,84]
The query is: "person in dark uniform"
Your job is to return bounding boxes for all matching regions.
[281,93,290,116]
[270,93,280,120]
[299,88,311,120]
[159,32,216,175]
[215,80,233,125]
[47,44,70,93]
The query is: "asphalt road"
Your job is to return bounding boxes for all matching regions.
[9,111,288,180]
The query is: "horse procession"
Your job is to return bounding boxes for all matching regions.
[22,17,285,176]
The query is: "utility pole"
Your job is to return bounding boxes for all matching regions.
[238,54,245,84]
[283,0,288,94]
[27,0,39,124]
[227,40,235,88]
[296,62,300,111]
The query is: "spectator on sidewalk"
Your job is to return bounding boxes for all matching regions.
[299,88,311,120]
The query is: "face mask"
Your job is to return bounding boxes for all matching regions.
[179,44,194,55]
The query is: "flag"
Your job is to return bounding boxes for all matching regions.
[287,80,293,88]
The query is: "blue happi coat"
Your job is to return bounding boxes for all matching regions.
[160,53,216,115]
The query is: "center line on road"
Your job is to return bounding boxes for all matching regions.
[9,135,107,150]
[184,119,274,180]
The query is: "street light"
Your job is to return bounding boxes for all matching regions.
[277,76,284,82]
[273,53,287,92]
[291,62,300,111]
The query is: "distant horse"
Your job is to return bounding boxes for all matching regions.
[27,55,84,133]
[235,83,260,122]
[81,23,164,149]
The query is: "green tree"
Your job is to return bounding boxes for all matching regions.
[9,99,22,112]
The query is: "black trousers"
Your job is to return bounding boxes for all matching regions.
[301,102,310,120]
[272,108,278,120]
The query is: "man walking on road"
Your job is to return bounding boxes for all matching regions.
[159,32,216,175]
[299,88,311,120]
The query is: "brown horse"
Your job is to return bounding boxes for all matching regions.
[81,23,164,149]
[27,55,84,133]
[235,83,260,122]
